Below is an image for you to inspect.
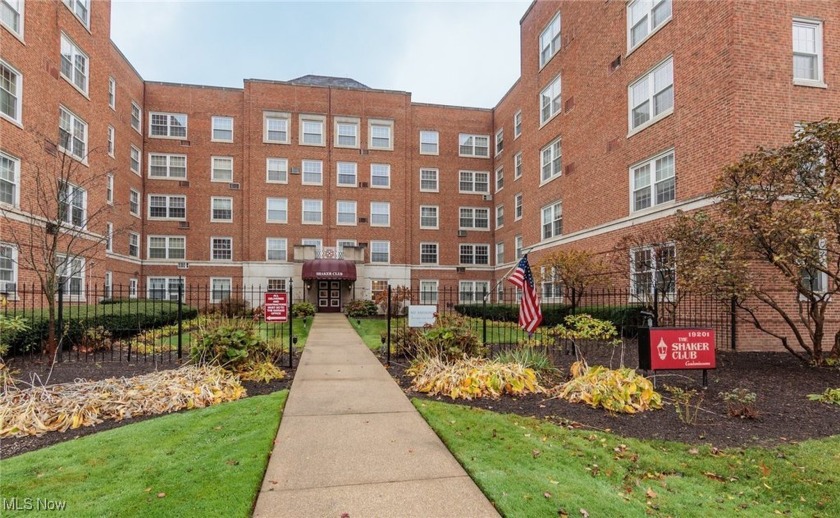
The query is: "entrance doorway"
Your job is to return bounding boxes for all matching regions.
[317,280,342,312]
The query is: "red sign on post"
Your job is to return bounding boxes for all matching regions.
[648,328,716,370]
[264,293,288,322]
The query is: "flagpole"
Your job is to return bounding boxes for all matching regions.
[484,246,535,302]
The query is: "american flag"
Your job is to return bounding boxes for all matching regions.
[507,254,543,333]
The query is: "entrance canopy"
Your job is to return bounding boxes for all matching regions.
[301,259,357,281]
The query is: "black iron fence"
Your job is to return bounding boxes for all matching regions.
[0,282,303,365]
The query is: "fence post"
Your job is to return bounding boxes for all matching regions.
[288,278,294,369]
[730,295,737,350]
[56,283,64,362]
[652,286,659,327]
[482,286,488,345]
[386,284,392,366]
[177,277,183,360]
[571,287,577,315]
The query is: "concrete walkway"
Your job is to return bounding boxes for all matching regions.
[253,313,499,518]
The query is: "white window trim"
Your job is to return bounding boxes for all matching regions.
[211,196,234,223]
[129,189,141,217]
[459,170,491,195]
[459,244,491,266]
[210,237,233,262]
[420,168,439,193]
[107,126,115,158]
[626,0,673,54]
[211,116,234,143]
[514,193,523,221]
[129,145,142,174]
[334,116,360,149]
[57,254,85,300]
[129,278,138,299]
[627,55,674,137]
[419,130,439,155]
[514,111,522,139]
[146,277,185,301]
[299,114,326,147]
[264,111,291,144]
[147,235,186,261]
[419,280,439,304]
[459,207,491,231]
[149,112,188,140]
[58,105,88,163]
[147,152,187,180]
[458,133,490,158]
[59,33,89,96]
[0,0,24,38]
[541,201,563,241]
[210,277,233,303]
[336,162,358,188]
[495,166,504,193]
[128,232,140,257]
[459,280,491,303]
[540,74,562,126]
[302,199,324,225]
[370,201,391,227]
[496,204,504,229]
[630,243,676,299]
[539,11,562,69]
[792,18,826,88]
[0,150,21,208]
[495,128,504,156]
[370,163,391,189]
[108,77,116,110]
[419,205,439,230]
[59,181,86,229]
[0,58,22,126]
[368,119,394,151]
[419,242,439,265]
[540,138,562,185]
[629,148,676,214]
[301,159,323,186]
[266,197,288,224]
[514,152,523,180]
[266,157,289,184]
[105,223,113,253]
[266,238,288,262]
[211,156,234,183]
[105,173,113,205]
[103,271,112,299]
[369,241,391,264]
[336,200,358,226]
[130,102,142,133]
[147,194,187,221]
[63,0,90,28]
[495,242,505,265]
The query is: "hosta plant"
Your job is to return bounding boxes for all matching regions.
[556,360,662,414]
[407,357,543,400]
[808,388,840,406]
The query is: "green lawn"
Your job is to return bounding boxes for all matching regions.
[0,391,288,517]
[349,317,541,348]
[348,317,396,350]
[415,399,840,517]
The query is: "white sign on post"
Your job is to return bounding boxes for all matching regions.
[408,305,437,328]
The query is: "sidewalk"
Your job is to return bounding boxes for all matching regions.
[253,313,499,518]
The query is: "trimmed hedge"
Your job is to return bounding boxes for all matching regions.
[454,303,648,336]
[4,301,198,356]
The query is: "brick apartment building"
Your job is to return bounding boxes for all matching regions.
[1,0,838,347]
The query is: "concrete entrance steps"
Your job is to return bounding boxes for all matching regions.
[253,313,498,517]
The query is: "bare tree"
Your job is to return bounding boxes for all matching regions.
[1,133,119,359]
[534,249,611,308]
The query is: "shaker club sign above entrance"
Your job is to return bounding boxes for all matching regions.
[639,328,716,371]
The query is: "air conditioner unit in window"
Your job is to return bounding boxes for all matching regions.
[359,149,369,155]
[0,282,16,293]
[179,140,191,147]
[178,221,190,229]
[358,182,369,188]
[290,167,301,174]
[483,194,492,201]
[456,267,466,273]
[178,180,190,188]
[457,230,467,237]
[228,182,241,190]
[358,242,368,248]
[359,217,368,223]
[177,262,189,270]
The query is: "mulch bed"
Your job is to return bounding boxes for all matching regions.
[384,345,840,449]
[1,357,294,459]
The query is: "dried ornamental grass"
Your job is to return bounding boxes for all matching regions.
[237,361,286,383]
[407,357,544,400]
[0,366,245,438]
[554,361,662,414]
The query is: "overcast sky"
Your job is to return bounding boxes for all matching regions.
[110,0,531,108]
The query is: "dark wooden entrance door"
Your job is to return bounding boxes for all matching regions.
[317,280,342,312]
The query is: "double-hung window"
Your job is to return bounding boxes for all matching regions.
[369,120,393,150]
[370,241,390,263]
[211,197,233,222]
[148,194,186,220]
[337,200,357,225]
[631,244,676,297]
[130,146,141,174]
[420,280,438,304]
[300,115,325,146]
[128,233,139,257]
[496,242,505,265]
[515,152,523,179]
[302,199,323,225]
[107,126,115,157]
[420,243,438,264]
[0,59,22,123]
[129,189,140,216]
[105,223,113,252]
[459,171,490,194]
[459,134,490,157]
[496,205,504,228]
[541,139,562,182]
[1,0,23,36]
[210,278,232,303]
[58,255,84,296]
[264,112,290,143]
[266,238,287,261]
[459,281,490,303]
[59,182,86,228]
[211,156,233,182]
[631,149,675,211]
[148,236,186,260]
[60,34,88,94]
[58,106,87,160]
[302,160,323,185]
[370,202,390,227]
[149,153,186,179]
[150,112,188,138]
[495,129,504,155]
[541,201,563,240]
[337,162,357,186]
[211,238,232,261]
[514,111,522,138]
[108,78,116,110]
[515,235,523,259]
[335,118,359,148]
[371,164,390,188]
[540,75,562,124]
[148,277,184,301]
[420,168,439,192]
[629,57,674,132]
[627,0,672,51]
[212,116,233,142]
[105,174,113,205]
[130,102,141,132]
[0,151,19,207]
[515,193,523,220]
[266,158,288,183]
[420,130,439,155]
[63,0,89,27]
[460,244,489,265]
[459,207,490,230]
[420,205,438,229]
[539,12,562,67]
[266,198,287,223]
[793,19,824,85]
[495,167,504,191]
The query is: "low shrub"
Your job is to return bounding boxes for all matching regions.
[391,314,484,361]
[345,299,378,318]
[0,315,29,358]
[291,301,315,318]
[190,318,284,384]
[215,297,250,318]
[666,384,705,424]
[807,388,840,406]
[454,303,648,336]
[556,361,662,414]
[407,356,543,400]
[719,388,758,418]
[496,347,555,375]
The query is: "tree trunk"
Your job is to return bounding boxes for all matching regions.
[46,303,57,360]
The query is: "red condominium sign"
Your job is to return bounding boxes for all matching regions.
[648,328,716,370]
[264,293,288,322]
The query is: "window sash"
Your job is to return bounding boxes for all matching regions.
[0,152,18,206]
[60,34,88,93]
[628,0,671,49]
[302,160,323,185]
[371,164,390,187]
[149,154,186,178]
[148,236,185,260]
[459,134,490,157]
[212,157,233,181]
[459,171,490,193]
[793,20,823,82]
[302,199,323,224]
[337,162,357,186]
[539,13,561,66]
[267,158,288,183]
[266,239,288,261]
[149,195,186,219]
[459,208,490,229]
[370,123,392,148]
[541,202,563,239]
[420,131,439,154]
[630,58,674,130]
[540,76,561,123]
[0,61,21,121]
[267,198,288,223]
[632,151,675,211]
[212,116,233,141]
[1,0,22,33]
[302,119,324,145]
[370,241,390,263]
[420,243,438,264]
[336,122,358,147]
[212,238,233,261]
[370,202,390,226]
[212,198,233,221]
[541,140,562,182]
[337,200,357,224]
[420,206,438,228]
[150,113,187,138]
[59,107,87,159]
[420,169,439,191]
[265,115,289,143]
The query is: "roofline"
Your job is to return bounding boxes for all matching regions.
[520,0,539,25]
[411,101,493,113]
[245,78,411,97]
[144,80,243,92]
[109,40,144,81]
[493,78,522,110]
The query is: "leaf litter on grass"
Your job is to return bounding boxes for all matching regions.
[0,365,245,437]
